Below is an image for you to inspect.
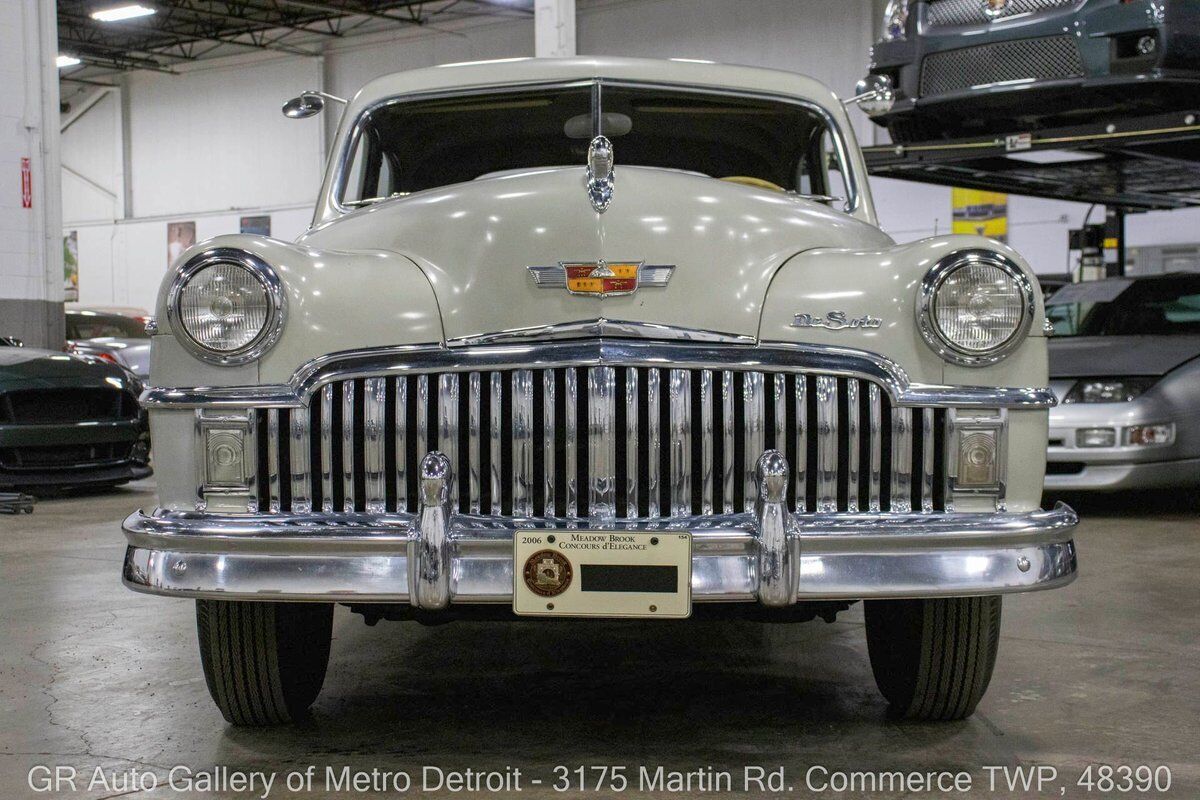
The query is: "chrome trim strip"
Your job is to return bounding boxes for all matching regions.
[669,368,691,518]
[320,384,334,513]
[922,407,935,513]
[588,366,616,521]
[743,372,764,508]
[142,339,1057,410]
[448,319,754,347]
[122,503,1078,603]
[289,405,311,513]
[699,369,714,516]
[564,367,578,518]
[794,375,808,512]
[513,369,534,517]
[846,379,860,513]
[364,377,387,513]
[468,372,481,514]
[625,367,638,519]
[816,376,837,513]
[489,372,503,515]
[721,370,735,515]
[341,380,355,512]
[868,383,882,513]
[542,369,556,516]
[646,367,660,518]
[266,409,281,513]
[891,407,913,513]
[395,376,408,511]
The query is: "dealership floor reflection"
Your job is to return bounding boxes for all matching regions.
[1,480,1197,798]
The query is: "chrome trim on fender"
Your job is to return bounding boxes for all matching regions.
[141,339,1058,410]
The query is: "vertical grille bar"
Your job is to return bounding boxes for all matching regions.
[891,407,913,513]
[743,371,764,508]
[646,368,661,518]
[846,380,860,513]
[721,370,735,514]
[415,374,429,463]
[772,374,787,461]
[816,376,838,513]
[668,369,691,517]
[467,372,481,514]
[868,383,882,512]
[512,369,534,516]
[922,407,935,512]
[364,377,387,513]
[542,370,556,517]
[587,366,616,521]
[625,367,639,519]
[436,375,459,498]
[394,377,408,512]
[341,380,356,512]
[793,375,808,512]
[489,372,503,515]
[698,370,714,515]
[266,408,281,513]
[563,367,578,518]
[320,384,334,512]
[289,405,310,512]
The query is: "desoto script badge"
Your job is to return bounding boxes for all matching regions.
[523,549,573,597]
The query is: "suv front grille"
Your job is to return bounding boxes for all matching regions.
[926,0,1079,28]
[919,36,1084,97]
[254,367,947,518]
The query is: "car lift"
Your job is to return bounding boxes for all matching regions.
[862,110,1200,276]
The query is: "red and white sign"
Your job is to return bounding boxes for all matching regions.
[20,157,32,208]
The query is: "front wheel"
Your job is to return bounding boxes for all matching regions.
[864,596,1002,721]
[196,600,333,726]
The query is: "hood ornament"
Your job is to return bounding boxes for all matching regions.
[528,260,675,298]
[586,135,615,213]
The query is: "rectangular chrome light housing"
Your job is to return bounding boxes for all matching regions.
[196,410,256,512]
[946,409,1006,507]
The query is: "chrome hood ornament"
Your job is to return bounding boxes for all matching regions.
[586,135,615,213]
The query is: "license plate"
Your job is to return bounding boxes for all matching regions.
[513,531,692,618]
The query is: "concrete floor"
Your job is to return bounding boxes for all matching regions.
[1,479,1197,799]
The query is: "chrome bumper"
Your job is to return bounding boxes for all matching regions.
[123,451,1078,606]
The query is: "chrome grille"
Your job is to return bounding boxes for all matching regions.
[926,0,1079,28]
[256,368,947,518]
[919,36,1084,97]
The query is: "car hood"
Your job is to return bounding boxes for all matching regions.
[0,346,135,391]
[69,338,151,378]
[299,166,894,343]
[1048,335,1200,378]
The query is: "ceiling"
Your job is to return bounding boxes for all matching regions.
[57,0,535,85]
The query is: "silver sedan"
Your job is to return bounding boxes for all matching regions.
[1046,274,1200,491]
[65,309,151,379]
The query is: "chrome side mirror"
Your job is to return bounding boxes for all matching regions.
[281,90,347,119]
[845,75,895,117]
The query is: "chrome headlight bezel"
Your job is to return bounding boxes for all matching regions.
[916,250,1036,367]
[166,248,286,366]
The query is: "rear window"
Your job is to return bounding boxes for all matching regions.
[1047,277,1200,336]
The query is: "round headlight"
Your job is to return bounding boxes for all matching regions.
[917,250,1034,366]
[168,249,284,364]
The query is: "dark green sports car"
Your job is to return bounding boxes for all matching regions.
[0,340,150,492]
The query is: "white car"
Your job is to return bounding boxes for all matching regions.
[122,57,1077,726]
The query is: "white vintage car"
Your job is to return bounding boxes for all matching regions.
[124,57,1078,726]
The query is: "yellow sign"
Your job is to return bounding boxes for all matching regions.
[952,189,1008,242]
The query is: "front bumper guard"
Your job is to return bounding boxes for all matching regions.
[123,451,1078,606]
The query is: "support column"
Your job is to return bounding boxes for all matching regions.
[535,0,576,58]
[0,0,63,348]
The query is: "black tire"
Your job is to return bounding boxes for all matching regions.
[196,600,333,726]
[864,596,1002,721]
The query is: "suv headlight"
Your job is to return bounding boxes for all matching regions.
[881,0,910,41]
[1063,378,1156,404]
[917,250,1035,366]
[167,249,285,365]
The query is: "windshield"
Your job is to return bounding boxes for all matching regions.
[66,313,149,340]
[338,83,852,211]
[1046,276,1200,337]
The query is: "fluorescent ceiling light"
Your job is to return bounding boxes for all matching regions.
[1007,149,1105,165]
[90,3,156,22]
[57,54,82,68]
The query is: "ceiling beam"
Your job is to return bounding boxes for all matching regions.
[167,1,344,37]
[275,0,425,25]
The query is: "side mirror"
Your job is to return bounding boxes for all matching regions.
[845,75,895,117]
[282,92,326,119]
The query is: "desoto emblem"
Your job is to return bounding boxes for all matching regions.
[983,0,1009,17]
[527,260,675,298]
[792,311,884,330]
[523,550,573,597]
